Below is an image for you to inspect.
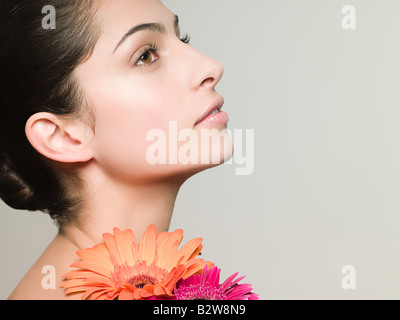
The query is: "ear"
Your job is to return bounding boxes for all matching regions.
[25,112,94,163]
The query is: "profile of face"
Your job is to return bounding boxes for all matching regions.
[70,0,233,184]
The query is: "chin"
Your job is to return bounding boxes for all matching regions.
[184,140,234,175]
[203,129,234,165]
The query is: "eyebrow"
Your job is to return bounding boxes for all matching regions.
[113,15,180,54]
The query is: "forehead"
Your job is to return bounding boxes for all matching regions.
[92,0,175,54]
[96,0,174,32]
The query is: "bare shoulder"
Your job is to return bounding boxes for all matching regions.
[7,235,81,300]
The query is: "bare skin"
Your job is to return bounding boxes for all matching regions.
[8,0,229,300]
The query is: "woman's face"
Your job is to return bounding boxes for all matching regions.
[76,0,232,183]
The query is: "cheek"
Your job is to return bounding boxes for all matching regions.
[92,109,152,179]
[89,85,193,180]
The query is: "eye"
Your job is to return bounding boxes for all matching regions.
[135,44,160,67]
[137,50,157,65]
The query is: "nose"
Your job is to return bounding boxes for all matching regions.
[198,58,224,89]
[184,46,224,91]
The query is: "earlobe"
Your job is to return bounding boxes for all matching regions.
[25,112,94,163]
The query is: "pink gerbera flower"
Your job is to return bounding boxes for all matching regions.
[174,265,259,300]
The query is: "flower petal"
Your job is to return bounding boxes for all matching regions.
[139,225,157,264]
[69,261,113,278]
[220,272,240,292]
[75,243,114,271]
[81,287,106,300]
[156,229,183,270]
[225,283,255,300]
[174,238,203,264]
[163,264,187,292]
[103,231,123,265]
[139,286,154,298]
[114,228,137,266]
[119,289,135,300]
[183,260,214,279]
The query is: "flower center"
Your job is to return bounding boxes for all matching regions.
[111,261,168,289]
[128,274,157,288]
[175,282,227,300]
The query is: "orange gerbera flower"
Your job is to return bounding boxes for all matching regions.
[61,225,213,300]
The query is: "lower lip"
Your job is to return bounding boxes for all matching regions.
[195,111,229,127]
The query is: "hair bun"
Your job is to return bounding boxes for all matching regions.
[0,152,38,211]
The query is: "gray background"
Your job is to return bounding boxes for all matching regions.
[2,0,400,299]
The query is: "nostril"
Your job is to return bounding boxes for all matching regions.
[200,77,215,88]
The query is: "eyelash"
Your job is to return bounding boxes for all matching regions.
[180,33,191,45]
[134,34,191,67]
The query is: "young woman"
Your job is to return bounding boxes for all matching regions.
[1,0,232,299]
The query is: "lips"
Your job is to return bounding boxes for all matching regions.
[195,96,229,127]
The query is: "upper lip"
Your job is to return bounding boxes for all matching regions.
[195,96,225,125]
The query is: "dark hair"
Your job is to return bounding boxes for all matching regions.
[0,0,101,227]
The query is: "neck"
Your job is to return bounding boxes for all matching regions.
[61,169,187,250]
